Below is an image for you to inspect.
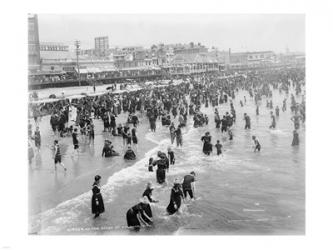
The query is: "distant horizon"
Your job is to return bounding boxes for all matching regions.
[36,14,305,53]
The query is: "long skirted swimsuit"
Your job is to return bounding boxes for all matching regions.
[91,184,105,216]
[169,126,176,144]
[175,128,183,147]
[154,156,169,184]
[292,131,299,146]
[167,186,184,215]
[201,135,212,155]
[54,145,62,164]
[124,149,136,160]
[132,129,138,144]
[34,131,41,148]
[126,202,153,228]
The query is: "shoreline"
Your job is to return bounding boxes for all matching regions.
[28,87,305,235]
[28,111,158,232]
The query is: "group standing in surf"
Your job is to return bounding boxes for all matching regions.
[28,66,305,231]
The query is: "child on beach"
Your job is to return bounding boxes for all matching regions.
[126,131,132,146]
[131,127,138,150]
[72,128,79,157]
[148,157,154,172]
[292,129,299,146]
[33,126,41,151]
[116,124,123,136]
[228,128,233,141]
[167,147,175,165]
[54,140,66,171]
[215,140,223,155]
[269,111,276,129]
[252,136,261,152]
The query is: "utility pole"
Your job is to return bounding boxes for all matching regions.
[75,40,81,86]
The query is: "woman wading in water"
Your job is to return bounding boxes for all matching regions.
[91,175,105,218]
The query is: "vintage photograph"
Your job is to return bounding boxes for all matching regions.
[28,14,305,235]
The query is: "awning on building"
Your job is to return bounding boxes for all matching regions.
[75,68,89,74]
[75,66,117,74]
[68,94,86,100]
[30,98,60,104]
[29,71,66,76]
[87,92,105,97]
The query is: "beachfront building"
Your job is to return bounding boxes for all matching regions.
[113,46,164,68]
[79,49,96,58]
[28,14,41,72]
[162,53,219,76]
[173,42,208,55]
[95,36,110,57]
[228,50,276,69]
[29,48,163,89]
[113,51,138,68]
[39,44,75,73]
[246,51,275,62]
[29,42,226,88]
[39,42,72,71]
[29,39,285,89]
[277,51,305,65]
[159,42,220,75]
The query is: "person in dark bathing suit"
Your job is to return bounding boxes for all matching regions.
[91,175,105,218]
[169,122,176,145]
[167,147,175,165]
[252,136,261,152]
[166,179,184,215]
[292,129,299,146]
[228,127,233,140]
[88,121,95,145]
[116,124,123,136]
[275,106,280,117]
[72,128,79,156]
[122,125,129,146]
[153,151,169,184]
[142,182,158,203]
[124,146,136,160]
[132,114,139,127]
[215,140,222,155]
[102,140,119,157]
[126,131,132,145]
[175,125,183,147]
[269,111,276,129]
[201,132,212,155]
[102,140,112,157]
[214,109,221,128]
[131,127,138,150]
[33,126,41,151]
[53,140,66,171]
[244,113,251,129]
[221,116,227,133]
[182,171,196,200]
[126,197,153,231]
[148,157,154,172]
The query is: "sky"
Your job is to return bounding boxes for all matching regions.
[37,14,305,53]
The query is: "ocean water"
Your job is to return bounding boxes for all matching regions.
[29,88,305,235]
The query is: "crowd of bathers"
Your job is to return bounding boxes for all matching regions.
[28,66,305,230]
